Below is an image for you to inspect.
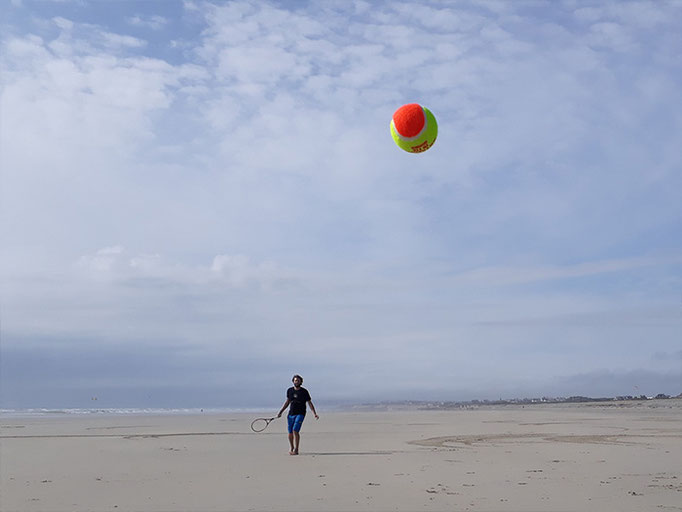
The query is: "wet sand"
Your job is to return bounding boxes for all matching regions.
[1,400,681,511]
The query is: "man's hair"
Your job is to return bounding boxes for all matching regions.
[292,374,303,383]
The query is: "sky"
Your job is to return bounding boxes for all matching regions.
[1,0,681,410]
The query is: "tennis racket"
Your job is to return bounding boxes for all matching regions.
[250,417,277,432]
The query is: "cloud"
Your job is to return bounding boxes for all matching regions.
[2,30,187,160]
[77,245,126,273]
[72,246,291,291]
[127,15,169,30]
[573,2,670,29]
[450,255,682,287]
[210,254,281,289]
[100,31,147,49]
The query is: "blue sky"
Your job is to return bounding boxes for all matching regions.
[1,0,680,409]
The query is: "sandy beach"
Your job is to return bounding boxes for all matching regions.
[1,400,680,512]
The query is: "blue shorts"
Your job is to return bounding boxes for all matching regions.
[287,414,305,433]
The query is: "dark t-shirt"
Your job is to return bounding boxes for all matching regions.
[287,386,311,416]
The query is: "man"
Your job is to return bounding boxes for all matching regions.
[277,374,319,455]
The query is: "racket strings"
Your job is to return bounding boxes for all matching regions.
[250,417,274,432]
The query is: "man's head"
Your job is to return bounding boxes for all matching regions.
[292,374,303,387]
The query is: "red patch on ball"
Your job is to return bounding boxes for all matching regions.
[392,103,426,138]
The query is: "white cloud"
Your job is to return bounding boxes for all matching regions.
[100,31,147,49]
[53,16,74,31]
[77,245,125,273]
[574,2,670,30]
[127,15,169,30]
[211,254,279,288]
[215,45,306,83]
[588,21,636,52]
[72,247,290,291]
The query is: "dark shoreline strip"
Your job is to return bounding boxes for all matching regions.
[0,431,250,439]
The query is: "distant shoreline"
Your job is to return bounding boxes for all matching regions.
[3,394,681,418]
[353,393,682,411]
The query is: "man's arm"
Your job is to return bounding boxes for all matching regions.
[308,400,319,419]
[277,399,290,418]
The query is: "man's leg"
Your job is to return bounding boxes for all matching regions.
[293,431,300,454]
[292,415,304,454]
[287,416,296,454]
